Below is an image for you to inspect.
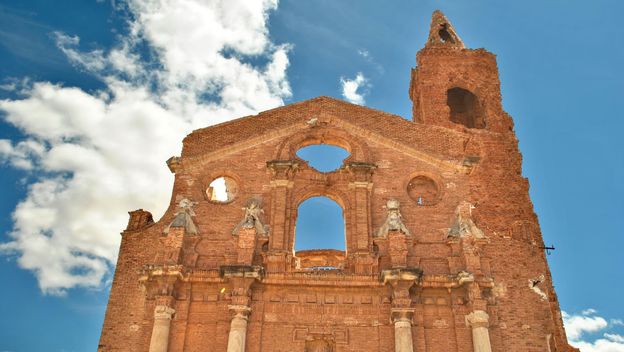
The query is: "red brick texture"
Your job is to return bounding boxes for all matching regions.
[98,12,577,352]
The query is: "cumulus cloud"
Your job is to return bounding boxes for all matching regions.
[0,0,291,295]
[563,310,624,352]
[340,72,369,105]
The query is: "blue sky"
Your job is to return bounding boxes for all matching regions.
[0,1,623,351]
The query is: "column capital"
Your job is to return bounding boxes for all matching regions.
[228,304,252,320]
[391,308,415,323]
[466,310,489,328]
[381,268,422,308]
[154,305,176,320]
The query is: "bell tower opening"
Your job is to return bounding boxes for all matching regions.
[438,23,455,44]
[447,87,485,129]
[294,196,346,270]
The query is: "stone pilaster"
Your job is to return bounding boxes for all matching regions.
[346,162,376,251]
[227,305,252,352]
[148,296,175,352]
[266,160,298,270]
[465,310,492,352]
[236,227,257,265]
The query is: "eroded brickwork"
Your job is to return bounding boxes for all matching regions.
[98,11,577,352]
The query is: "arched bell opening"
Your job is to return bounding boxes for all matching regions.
[447,87,486,129]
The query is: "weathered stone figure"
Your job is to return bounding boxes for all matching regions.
[164,198,198,235]
[448,201,485,239]
[377,199,411,238]
[232,198,268,235]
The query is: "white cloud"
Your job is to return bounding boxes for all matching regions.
[563,310,624,352]
[0,0,291,295]
[357,49,370,58]
[605,334,624,343]
[563,310,608,340]
[340,72,369,105]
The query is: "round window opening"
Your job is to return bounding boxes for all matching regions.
[206,176,238,203]
[407,175,440,205]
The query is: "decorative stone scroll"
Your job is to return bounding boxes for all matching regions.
[448,201,485,239]
[377,199,411,238]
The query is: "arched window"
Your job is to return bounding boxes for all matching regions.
[294,196,345,251]
[296,144,350,172]
[294,196,346,270]
[447,87,485,129]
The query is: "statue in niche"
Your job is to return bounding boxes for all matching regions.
[164,198,198,235]
[377,199,411,238]
[448,201,485,239]
[232,198,268,235]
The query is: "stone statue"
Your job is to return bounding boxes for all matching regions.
[164,198,198,235]
[377,199,411,238]
[232,198,268,235]
[448,201,485,239]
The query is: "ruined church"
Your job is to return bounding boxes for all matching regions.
[98,11,578,352]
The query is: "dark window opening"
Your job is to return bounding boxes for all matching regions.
[447,87,485,129]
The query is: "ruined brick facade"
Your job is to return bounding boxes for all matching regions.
[98,11,578,352]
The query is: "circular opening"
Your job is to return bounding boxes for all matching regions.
[206,176,238,203]
[407,175,440,205]
[296,144,350,172]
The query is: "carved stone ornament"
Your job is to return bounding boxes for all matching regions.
[448,201,485,239]
[377,199,411,238]
[232,198,268,236]
[164,198,198,235]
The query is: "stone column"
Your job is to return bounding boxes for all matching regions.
[148,303,175,352]
[381,269,422,352]
[465,310,492,352]
[227,305,252,352]
[392,308,415,352]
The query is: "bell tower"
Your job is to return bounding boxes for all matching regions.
[409,10,513,133]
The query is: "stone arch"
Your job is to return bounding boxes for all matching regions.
[274,127,371,163]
